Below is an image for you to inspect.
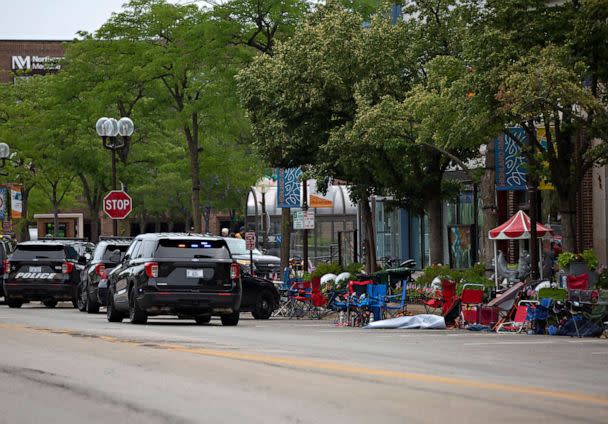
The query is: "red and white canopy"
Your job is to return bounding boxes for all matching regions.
[488,210,553,240]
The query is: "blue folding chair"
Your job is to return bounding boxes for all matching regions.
[367,283,388,321]
[383,278,408,318]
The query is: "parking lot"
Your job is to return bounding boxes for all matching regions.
[1,303,607,423]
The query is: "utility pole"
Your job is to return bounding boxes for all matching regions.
[529,182,539,280]
[302,178,308,273]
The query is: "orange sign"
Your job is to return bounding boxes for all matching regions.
[309,194,333,208]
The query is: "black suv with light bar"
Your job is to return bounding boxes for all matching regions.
[3,240,85,308]
[77,237,132,313]
[106,233,242,325]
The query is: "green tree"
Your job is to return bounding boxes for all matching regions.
[97,0,249,233]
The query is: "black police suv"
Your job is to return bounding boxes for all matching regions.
[77,238,132,313]
[3,240,86,308]
[239,266,280,319]
[106,233,242,325]
[223,237,281,280]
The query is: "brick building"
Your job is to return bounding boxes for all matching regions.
[0,39,66,83]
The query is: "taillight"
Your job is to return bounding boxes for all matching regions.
[230,262,240,281]
[95,263,106,278]
[3,259,9,275]
[62,262,74,274]
[145,262,159,278]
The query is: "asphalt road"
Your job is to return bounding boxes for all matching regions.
[0,303,607,424]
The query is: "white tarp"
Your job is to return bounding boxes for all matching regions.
[365,314,446,329]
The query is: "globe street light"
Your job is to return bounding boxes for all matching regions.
[0,142,11,176]
[95,117,134,236]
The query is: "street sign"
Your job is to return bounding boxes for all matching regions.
[245,232,256,250]
[293,211,315,230]
[103,190,133,220]
[309,194,333,208]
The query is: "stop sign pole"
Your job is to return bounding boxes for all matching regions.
[96,117,134,236]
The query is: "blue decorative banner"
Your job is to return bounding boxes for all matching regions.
[276,167,302,208]
[495,128,527,191]
[0,187,6,220]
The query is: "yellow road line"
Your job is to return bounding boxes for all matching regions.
[2,322,608,407]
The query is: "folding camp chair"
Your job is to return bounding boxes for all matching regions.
[367,283,388,321]
[422,290,442,314]
[567,273,589,290]
[383,279,408,318]
[460,283,485,325]
[347,280,373,326]
[496,300,538,333]
[273,277,302,317]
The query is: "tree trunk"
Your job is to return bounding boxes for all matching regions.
[480,142,497,267]
[559,191,577,253]
[90,214,99,243]
[139,213,147,235]
[280,208,292,276]
[185,116,202,233]
[52,182,59,237]
[427,196,443,265]
[360,193,377,273]
[18,186,32,241]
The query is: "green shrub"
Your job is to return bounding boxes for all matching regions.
[557,250,599,270]
[311,262,342,279]
[581,249,599,270]
[344,262,364,275]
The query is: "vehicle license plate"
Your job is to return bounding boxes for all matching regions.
[29,266,42,273]
[186,269,205,278]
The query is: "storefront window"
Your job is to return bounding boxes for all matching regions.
[375,201,401,260]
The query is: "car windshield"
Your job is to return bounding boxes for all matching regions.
[95,244,130,261]
[223,237,262,256]
[10,244,66,260]
[155,239,231,259]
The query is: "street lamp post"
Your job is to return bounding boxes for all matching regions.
[95,117,134,236]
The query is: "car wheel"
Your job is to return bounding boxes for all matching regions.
[220,311,240,326]
[43,300,57,308]
[76,282,87,312]
[253,291,275,320]
[86,291,100,314]
[129,287,147,325]
[106,291,124,323]
[7,299,23,308]
[194,315,211,325]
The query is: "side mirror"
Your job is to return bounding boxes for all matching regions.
[78,256,88,265]
[109,249,123,263]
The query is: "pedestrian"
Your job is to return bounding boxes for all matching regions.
[221,228,229,237]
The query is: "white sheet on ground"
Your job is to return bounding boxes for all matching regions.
[365,314,446,329]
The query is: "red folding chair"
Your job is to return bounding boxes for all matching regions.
[460,283,485,325]
[496,300,538,333]
[567,273,589,290]
[441,279,457,316]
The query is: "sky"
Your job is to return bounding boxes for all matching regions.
[0,0,199,40]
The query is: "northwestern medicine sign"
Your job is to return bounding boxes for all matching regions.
[11,55,62,71]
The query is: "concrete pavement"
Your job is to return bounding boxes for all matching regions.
[0,303,606,423]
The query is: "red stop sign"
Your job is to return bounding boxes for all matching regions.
[103,190,133,220]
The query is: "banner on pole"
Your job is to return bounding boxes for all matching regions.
[0,188,6,221]
[276,167,302,208]
[10,185,23,219]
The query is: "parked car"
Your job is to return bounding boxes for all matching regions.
[239,266,280,319]
[0,236,16,297]
[106,233,242,325]
[77,238,132,313]
[223,237,281,280]
[3,240,87,308]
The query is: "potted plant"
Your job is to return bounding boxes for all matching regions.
[557,249,599,284]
